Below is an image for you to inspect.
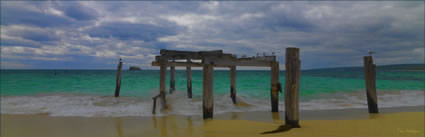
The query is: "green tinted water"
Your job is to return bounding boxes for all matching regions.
[1,70,424,99]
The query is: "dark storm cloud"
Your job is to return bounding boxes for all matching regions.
[1,4,72,27]
[60,3,98,21]
[0,1,98,28]
[0,1,423,69]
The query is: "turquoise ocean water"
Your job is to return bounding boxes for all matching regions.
[1,69,424,117]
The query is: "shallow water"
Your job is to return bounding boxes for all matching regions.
[1,69,424,116]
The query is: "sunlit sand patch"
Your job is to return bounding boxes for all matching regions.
[2,111,423,137]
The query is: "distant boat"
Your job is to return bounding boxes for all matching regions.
[129,66,142,71]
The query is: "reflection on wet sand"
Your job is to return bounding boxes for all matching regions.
[171,116,178,136]
[203,119,217,137]
[271,112,280,122]
[152,115,197,137]
[368,114,380,119]
[152,116,157,128]
[187,117,193,136]
[161,116,167,137]
[115,118,123,137]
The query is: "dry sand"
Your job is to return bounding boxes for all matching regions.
[1,106,424,137]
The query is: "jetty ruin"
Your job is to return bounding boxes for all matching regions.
[150,48,301,127]
[114,47,378,128]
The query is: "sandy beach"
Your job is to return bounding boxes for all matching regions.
[2,106,423,137]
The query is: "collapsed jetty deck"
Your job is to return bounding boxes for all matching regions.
[119,47,380,128]
[149,48,301,127]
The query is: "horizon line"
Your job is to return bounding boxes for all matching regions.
[1,63,423,71]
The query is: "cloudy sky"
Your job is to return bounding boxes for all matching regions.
[1,1,424,69]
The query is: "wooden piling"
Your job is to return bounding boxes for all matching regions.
[203,64,214,119]
[152,49,291,117]
[170,63,176,94]
[152,93,162,114]
[114,59,123,97]
[187,59,192,98]
[152,97,157,114]
[364,56,378,113]
[284,48,301,127]
[159,61,168,109]
[230,66,236,104]
[270,62,280,112]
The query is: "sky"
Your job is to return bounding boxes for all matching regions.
[1,1,424,70]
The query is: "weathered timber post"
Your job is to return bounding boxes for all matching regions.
[170,61,176,94]
[152,96,157,114]
[187,59,192,98]
[159,60,168,109]
[364,56,378,113]
[230,66,236,104]
[152,93,162,114]
[203,64,214,119]
[284,47,301,127]
[115,58,123,97]
[270,62,279,112]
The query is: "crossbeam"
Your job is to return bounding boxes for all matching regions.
[160,49,223,56]
[152,56,276,67]
[152,60,273,67]
[151,49,280,119]
[157,50,235,60]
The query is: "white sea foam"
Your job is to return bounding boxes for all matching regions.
[1,90,423,117]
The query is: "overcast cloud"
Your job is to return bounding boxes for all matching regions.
[1,1,424,69]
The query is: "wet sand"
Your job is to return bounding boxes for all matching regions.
[1,106,424,137]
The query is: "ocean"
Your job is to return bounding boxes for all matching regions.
[1,69,424,117]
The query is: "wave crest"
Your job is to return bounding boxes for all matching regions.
[1,90,423,117]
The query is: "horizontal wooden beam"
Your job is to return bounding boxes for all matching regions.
[212,59,272,67]
[203,56,275,67]
[155,54,235,61]
[152,57,275,67]
[152,49,276,67]
[160,49,223,56]
[152,61,230,67]
[157,49,236,60]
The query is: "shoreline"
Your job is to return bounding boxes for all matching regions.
[2,106,424,137]
[2,90,423,117]
[2,105,423,119]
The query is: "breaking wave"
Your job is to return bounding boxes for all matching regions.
[1,90,423,117]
